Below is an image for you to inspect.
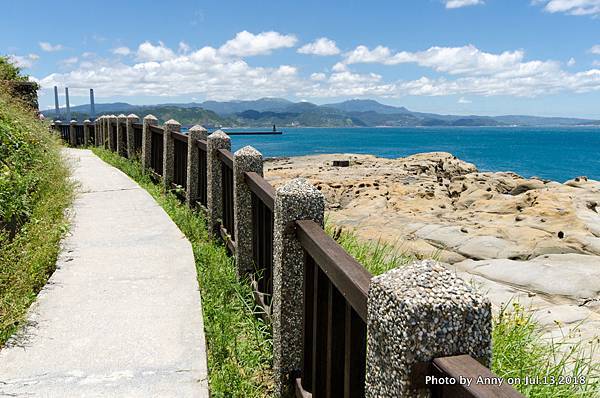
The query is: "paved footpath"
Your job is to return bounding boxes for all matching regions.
[0,149,209,397]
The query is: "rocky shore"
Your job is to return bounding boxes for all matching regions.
[264,152,600,348]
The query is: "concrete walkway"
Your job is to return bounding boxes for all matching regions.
[0,149,209,397]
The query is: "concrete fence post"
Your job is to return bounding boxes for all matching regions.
[365,260,492,397]
[162,119,180,189]
[126,114,139,158]
[206,130,231,236]
[233,146,264,277]
[116,114,127,156]
[272,179,324,397]
[142,114,158,171]
[186,125,208,206]
[69,119,77,146]
[83,119,91,146]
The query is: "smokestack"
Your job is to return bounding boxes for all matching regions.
[90,88,96,120]
[65,87,71,122]
[54,86,60,120]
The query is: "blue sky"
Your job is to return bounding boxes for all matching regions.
[3,0,600,117]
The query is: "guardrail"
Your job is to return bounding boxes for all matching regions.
[52,115,525,398]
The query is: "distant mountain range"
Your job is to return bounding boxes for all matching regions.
[43,98,600,127]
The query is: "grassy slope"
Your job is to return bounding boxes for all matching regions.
[91,148,273,397]
[0,87,73,346]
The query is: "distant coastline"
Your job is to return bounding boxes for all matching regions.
[42,98,600,128]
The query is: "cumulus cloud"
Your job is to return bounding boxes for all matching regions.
[8,53,39,69]
[112,46,131,56]
[589,44,600,55]
[344,44,542,77]
[297,38,340,56]
[39,42,64,52]
[567,57,576,66]
[136,41,175,61]
[35,34,600,102]
[444,0,484,9]
[219,31,297,57]
[535,0,600,16]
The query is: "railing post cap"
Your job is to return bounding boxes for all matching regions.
[83,119,91,123]
[143,114,158,121]
[118,113,126,118]
[276,178,323,201]
[55,119,62,124]
[208,129,230,141]
[164,119,181,127]
[127,113,139,119]
[189,124,207,133]
[234,145,262,159]
[70,119,77,124]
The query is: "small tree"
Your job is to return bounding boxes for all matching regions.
[0,56,28,82]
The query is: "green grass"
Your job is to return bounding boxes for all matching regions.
[0,84,73,346]
[325,222,418,276]
[92,148,273,397]
[491,302,599,398]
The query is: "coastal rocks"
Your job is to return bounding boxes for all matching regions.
[264,152,600,263]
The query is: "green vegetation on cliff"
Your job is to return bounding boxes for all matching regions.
[0,57,73,346]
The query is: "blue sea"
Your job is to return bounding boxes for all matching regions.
[207,126,599,183]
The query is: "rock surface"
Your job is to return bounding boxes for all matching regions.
[265,152,600,352]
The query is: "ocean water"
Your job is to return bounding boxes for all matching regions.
[209,126,600,183]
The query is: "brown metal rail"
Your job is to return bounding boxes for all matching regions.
[244,171,275,317]
[196,139,208,207]
[172,131,188,191]
[296,219,370,398]
[218,148,235,248]
[150,125,164,177]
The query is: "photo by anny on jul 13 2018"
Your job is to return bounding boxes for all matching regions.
[1,1,599,397]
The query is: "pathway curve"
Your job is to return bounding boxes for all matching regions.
[0,149,209,397]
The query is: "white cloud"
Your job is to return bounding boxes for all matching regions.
[60,57,79,66]
[458,97,472,103]
[567,57,576,66]
[112,46,131,56]
[8,53,39,69]
[136,41,175,61]
[344,44,540,77]
[39,42,64,52]
[344,45,392,64]
[297,38,340,56]
[444,0,484,9]
[179,41,191,53]
[535,0,600,16]
[219,31,297,57]
[310,72,327,81]
[589,45,600,55]
[332,62,348,72]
